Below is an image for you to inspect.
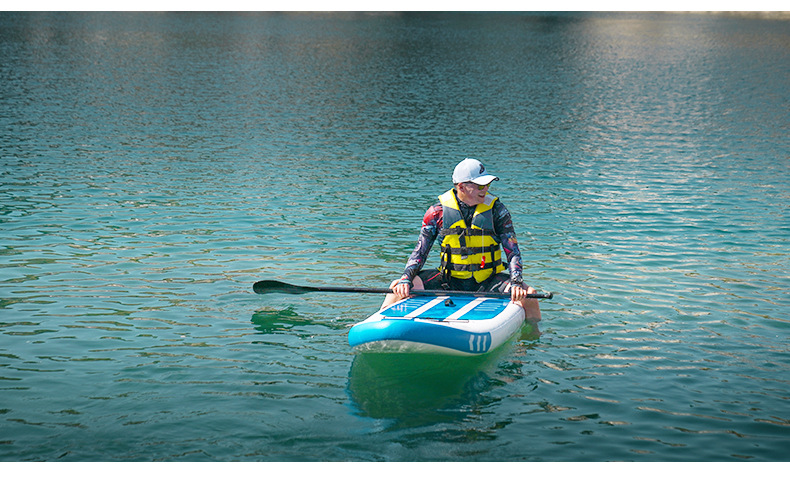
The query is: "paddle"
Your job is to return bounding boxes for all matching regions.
[252,280,553,299]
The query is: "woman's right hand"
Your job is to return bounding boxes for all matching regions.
[389,276,412,299]
[393,281,412,298]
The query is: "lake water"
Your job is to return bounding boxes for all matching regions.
[1,11,789,462]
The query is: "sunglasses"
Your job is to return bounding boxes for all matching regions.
[464,182,491,190]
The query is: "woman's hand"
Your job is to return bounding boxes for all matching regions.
[393,282,411,298]
[509,283,535,303]
[389,277,412,299]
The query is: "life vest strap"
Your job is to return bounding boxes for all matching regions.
[440,259,502,273]
[441,244,501,256]
[439,227,498,238]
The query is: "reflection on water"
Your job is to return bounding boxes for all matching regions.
[251,307,322,336]
[348,352,507,430]
[347,323,540,431]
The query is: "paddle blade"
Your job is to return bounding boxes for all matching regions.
[252,280,312,295]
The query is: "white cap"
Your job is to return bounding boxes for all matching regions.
[452,158,500,185]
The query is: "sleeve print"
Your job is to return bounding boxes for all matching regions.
[401,204,442,282]
[493,200,523,283]
[500,233,523,283]
[493,199,516,235]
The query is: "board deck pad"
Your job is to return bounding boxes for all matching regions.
[380,295,510,322]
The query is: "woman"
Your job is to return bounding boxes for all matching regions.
[381,158,541,322]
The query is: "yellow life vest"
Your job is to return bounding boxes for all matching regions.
[438,189,505,283]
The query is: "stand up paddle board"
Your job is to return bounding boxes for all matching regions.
[348,294,525,356]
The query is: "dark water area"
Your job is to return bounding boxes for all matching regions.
[1,11,789,462]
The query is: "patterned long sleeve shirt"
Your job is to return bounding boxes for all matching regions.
[400,194,524,285]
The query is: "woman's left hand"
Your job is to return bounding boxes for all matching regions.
[509,283,535,302]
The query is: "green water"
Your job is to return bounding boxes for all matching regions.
[1,12,789,461]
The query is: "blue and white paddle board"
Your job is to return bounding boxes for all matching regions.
[348,295,525,356]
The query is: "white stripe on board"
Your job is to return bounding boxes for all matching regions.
[445,297,486,321]
[404,297,449,319]
[468,334,489,353]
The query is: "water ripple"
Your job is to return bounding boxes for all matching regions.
[2,11,789,461]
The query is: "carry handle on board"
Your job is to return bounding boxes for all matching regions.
[252,280,553,299]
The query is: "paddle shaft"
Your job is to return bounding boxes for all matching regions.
[252,280,553,299]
